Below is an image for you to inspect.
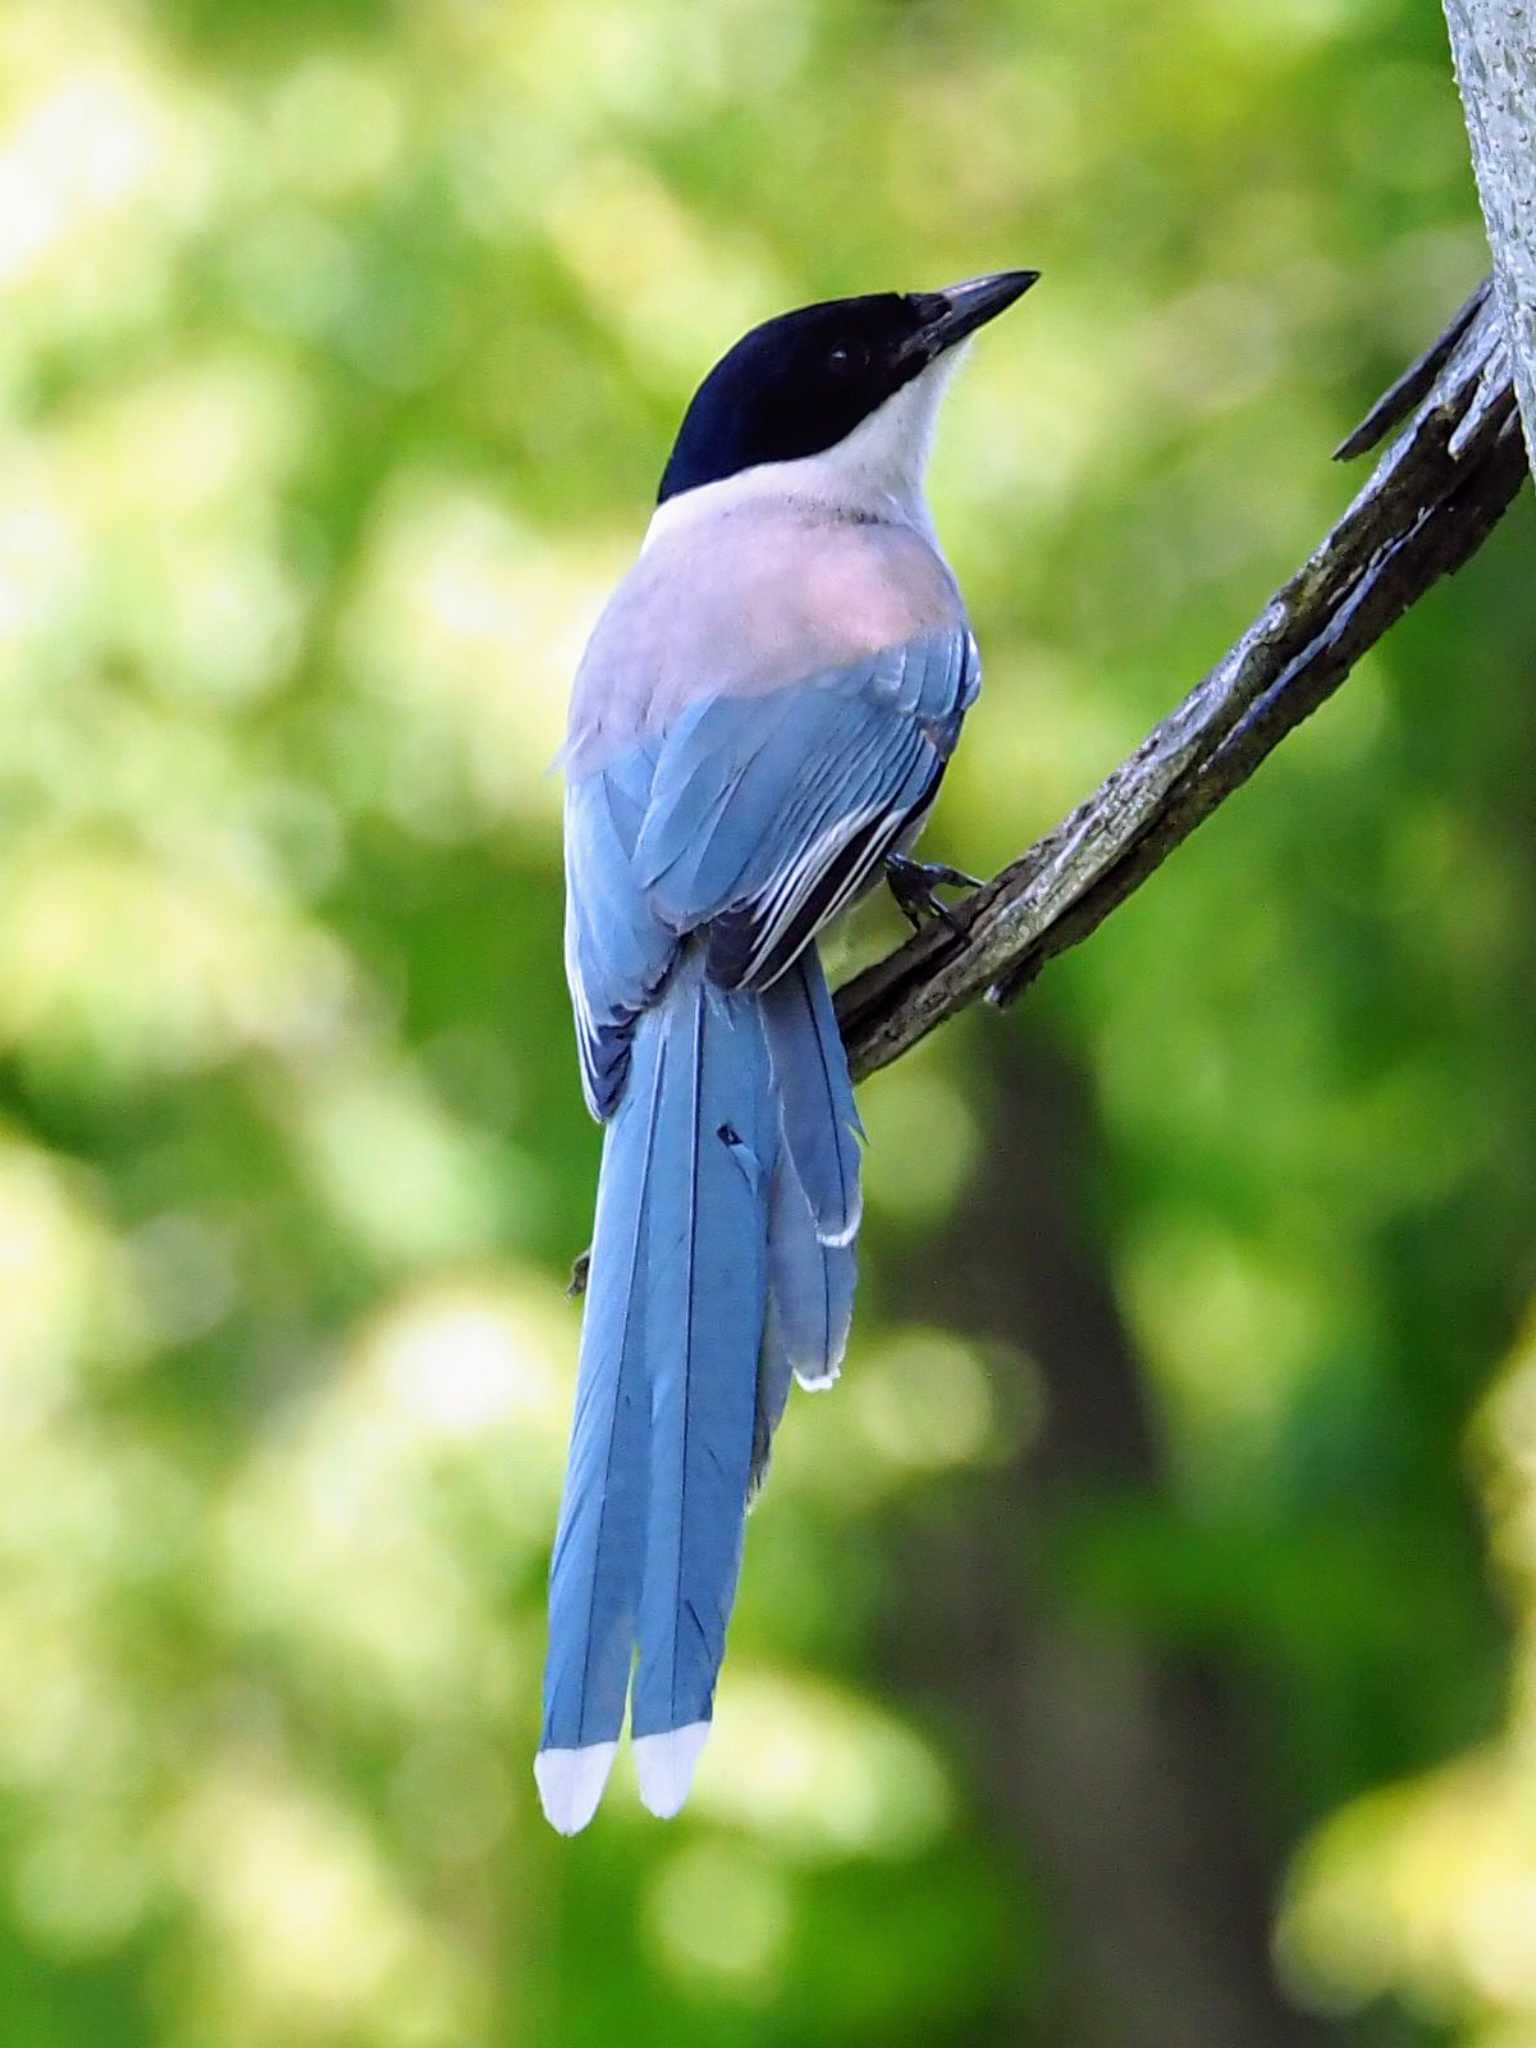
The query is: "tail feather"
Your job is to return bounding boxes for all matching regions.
[752,1146,856,1497]
[538,1026,665,1814]
[768,1149,857,1387]
[631,959,774,1776]
[760,948,863,1246]
[749,1331,792,1503]
[540,944,862,1832]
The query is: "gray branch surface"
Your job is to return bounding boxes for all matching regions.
[1443,0,1536,475]
[837,283,1528,1083]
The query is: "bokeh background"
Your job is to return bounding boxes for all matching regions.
[2,0,1534,2043]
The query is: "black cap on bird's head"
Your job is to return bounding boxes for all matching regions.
[657,269,1039,504]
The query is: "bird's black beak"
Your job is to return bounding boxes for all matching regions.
[896,269,1040,367]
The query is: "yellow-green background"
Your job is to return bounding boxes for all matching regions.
[2,1,1533,2042]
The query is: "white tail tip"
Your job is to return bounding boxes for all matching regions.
[794,1362,841,1392]
[534,1740,618,1835]
[633,1721,710,1819]
[818,1198,862,1251]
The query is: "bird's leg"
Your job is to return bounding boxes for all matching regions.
[884,852,981,935]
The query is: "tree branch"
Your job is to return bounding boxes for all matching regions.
[836,281,1529,1082]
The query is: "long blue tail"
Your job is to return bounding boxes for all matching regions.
[536,944,858,1832]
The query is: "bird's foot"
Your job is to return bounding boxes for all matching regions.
[884,852,980,935]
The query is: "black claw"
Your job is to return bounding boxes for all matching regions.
[926,861,983,890]
[884,853,980,934]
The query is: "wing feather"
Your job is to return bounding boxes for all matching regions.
[637,627,977,989]
[563,626,979,1114]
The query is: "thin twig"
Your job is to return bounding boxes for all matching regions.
[836,281,1528,1083]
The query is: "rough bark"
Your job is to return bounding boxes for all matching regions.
[1443,0,1536,474]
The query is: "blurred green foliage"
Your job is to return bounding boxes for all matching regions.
[0,0,1533,2043]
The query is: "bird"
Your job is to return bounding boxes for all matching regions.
[537,269,1038,1833]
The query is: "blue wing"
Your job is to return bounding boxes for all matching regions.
[633,627,977,989]
[564,626,977,1115]
[563,742,674,1118]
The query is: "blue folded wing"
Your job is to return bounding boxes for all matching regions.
[564,745,675,1119]
[633,627,978,989]
[563,627,977,1119]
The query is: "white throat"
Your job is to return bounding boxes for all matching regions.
[645,346,967,550]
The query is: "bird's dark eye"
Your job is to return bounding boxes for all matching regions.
[827,342,865,377]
